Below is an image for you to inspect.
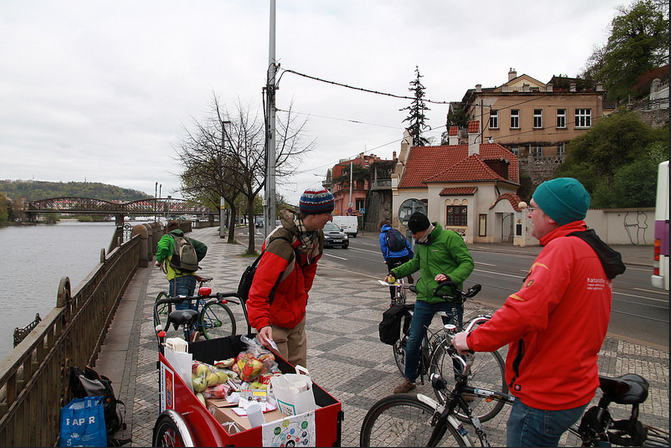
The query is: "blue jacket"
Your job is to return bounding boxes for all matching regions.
[379,224,413,261]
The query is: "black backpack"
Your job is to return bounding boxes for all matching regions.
[379,304,412,345]
[237,236,295,305]
[69,366,131,447]
[169,234,199,273]
[385,228,407,252]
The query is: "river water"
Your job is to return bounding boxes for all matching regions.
[0,221,124,361]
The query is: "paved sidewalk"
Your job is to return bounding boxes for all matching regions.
[97,227,669,447]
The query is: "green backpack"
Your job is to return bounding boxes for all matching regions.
[169,234,199,273]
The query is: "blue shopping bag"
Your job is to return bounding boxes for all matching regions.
[59,396,107,447]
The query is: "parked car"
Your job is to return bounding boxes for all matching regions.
[332,215,358,237]
[323,222,349,249]
[255,218,264,228]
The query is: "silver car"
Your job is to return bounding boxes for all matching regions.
[323,222,349,249]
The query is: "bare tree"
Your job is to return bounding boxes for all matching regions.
[176,94,314,254]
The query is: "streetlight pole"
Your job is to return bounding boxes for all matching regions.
[264,0,277,238]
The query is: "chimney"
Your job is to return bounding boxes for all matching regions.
[508,68,517,81]
[570,81,576,92]
[468,121,480,156]
[392,150,397,160]
[448,126,459,146]
[475,84,482,92]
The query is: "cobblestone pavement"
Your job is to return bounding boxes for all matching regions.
[101,227,669,447]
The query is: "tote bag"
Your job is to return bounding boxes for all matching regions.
[59,396,107,447]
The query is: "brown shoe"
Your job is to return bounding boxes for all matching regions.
[393,378,416,394]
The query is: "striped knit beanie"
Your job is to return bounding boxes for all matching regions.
[299,188,335,215]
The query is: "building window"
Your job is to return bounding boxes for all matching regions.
[478,214,487,237]
[510,109,520,129]
[355,199,365,212]
[532,146,543,157]
[489,110,498,129]
[557,109,566,128]
[510,146,520,156]
[557,143,566,156]
[575,108,591,128]
[533,109,543,128]
[446,205,467,227]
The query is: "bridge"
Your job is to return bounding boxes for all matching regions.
[26,197,216,225]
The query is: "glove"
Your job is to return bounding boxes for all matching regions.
[385,273,396,284]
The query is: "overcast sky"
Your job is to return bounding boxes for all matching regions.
[1,0,624,206]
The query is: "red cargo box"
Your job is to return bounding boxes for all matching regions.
[155,334,343,447]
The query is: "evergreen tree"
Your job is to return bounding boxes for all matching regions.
[400,66,431,146]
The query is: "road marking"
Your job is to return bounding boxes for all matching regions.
[323,252,348,261]
[475,261,496,267]
[633,287,669,296]
[613,291,670,304]
[474,268,525,280]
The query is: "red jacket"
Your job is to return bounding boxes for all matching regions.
[247,225,322,331]
[467,221,612,410]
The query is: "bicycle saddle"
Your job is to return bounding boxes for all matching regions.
[598,374,649,404]
[167,309,199,331]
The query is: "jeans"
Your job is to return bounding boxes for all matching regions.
[404,299,463,381]
[169,275,197,311]
[507,398,586,447]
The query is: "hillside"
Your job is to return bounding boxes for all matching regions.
[0,180,151,203]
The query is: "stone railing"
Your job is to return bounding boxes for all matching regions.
[0,227,146,446]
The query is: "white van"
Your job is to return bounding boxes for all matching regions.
[652,160,669,290]
[332,215,358,237]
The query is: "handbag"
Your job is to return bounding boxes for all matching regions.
[59,396,107,447]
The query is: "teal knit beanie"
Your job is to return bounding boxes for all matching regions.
[532,178,590,226]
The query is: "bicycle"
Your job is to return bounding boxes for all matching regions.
[360,318,670,447]
[389,280,507,422]
[153,275,246,341]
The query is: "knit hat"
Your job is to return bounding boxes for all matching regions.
[299,188,335,215]
[532,177,590,226]
[407,212,431,233]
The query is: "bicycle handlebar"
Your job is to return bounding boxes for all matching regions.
[432,280,481,301]
[154,291,242,307]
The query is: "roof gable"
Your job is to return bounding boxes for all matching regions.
[398,143,519,188]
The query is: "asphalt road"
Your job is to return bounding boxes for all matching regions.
[240,227,669,351]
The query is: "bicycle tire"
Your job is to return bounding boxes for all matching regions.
[430,341,507,422]
[393,335,407,375]
[154,291,171,329]
[199,302,236,339]
[153,410,195,447]
[360,394,470,447]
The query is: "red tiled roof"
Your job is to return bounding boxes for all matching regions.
[398,143,519,188]
[439,187,478,196]
[468,121,479,133]
[491,192,525,211]
[448,126,459,136]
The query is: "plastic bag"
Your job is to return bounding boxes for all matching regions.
[231,336,280,382]
[59,396,107,447]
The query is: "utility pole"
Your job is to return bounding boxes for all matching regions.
[348,161,353,214]
[264,0,277,238]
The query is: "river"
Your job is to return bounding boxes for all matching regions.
[0,220,130,361]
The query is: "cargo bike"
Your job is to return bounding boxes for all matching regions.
[152,290,343,447]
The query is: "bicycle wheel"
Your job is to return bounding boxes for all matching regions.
[153,410,194,447]
[199,302,236,339]
[154,291,171,329]
[393,335,407,375]
[360,394,470,447]
[430,340,507,422]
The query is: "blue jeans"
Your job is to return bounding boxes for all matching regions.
[507,398,586,447]
[169,275,197,311]
[404,299,463,381]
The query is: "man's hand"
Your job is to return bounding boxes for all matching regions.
[385,273,396,284]
[452,331,471,355]
[155,261,161,267]
[258,326,274,348]
[435,273,451,282]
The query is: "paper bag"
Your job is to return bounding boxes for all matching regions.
[165,347,193,392]
[270,365,317,416]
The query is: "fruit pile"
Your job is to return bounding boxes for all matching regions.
[191,347,281,404]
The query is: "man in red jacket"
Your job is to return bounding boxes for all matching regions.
[453,177,625,447]
[247,188,334,368]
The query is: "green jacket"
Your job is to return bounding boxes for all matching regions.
[156,229,208,280]
[391,223,474,304]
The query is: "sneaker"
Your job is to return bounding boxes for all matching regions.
[393,378,416,394]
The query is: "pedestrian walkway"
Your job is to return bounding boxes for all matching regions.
[96,227,669,447]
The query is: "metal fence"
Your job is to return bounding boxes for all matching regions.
[0,234,141,446]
